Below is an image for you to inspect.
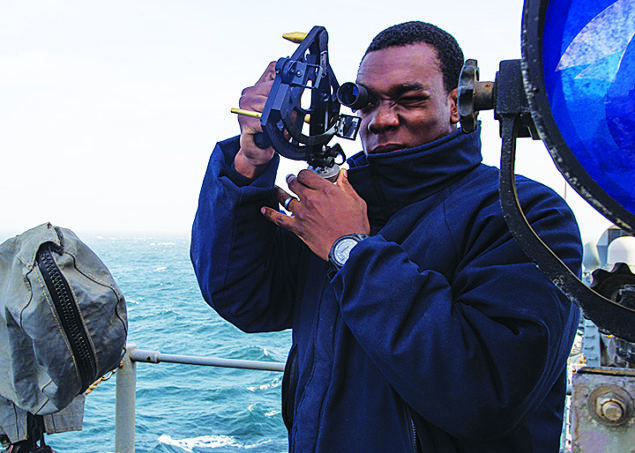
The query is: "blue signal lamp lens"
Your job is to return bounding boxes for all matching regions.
[543,0,634,217]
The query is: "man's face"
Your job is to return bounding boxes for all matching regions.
[356,43,459,154]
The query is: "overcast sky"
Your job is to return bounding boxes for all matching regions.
[0,0,612,243]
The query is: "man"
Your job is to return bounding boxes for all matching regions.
[191,21,582,452]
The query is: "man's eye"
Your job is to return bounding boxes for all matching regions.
[359,97,378,113]
[399,96,428,106]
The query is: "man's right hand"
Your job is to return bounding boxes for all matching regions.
[234,62,277,178]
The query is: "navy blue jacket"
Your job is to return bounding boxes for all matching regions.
[191,128,582,452]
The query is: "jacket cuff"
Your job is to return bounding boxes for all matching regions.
[215,135,279,188]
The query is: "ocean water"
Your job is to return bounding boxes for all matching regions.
[40,234,292,453]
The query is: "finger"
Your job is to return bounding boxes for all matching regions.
[286,173,311,199]
[252,78,276,95]
[237,84,274,136]
[274,186,291,202]
[274,186,297,210]
[237,62,277,134]
[237,115,262,134]
[336,169,353,192]
[295,169,330,190]
[337,169,362,199]
[255,61,277,84]
[261,206,300,234]
[239,80,275,110]
[336,169,364,204]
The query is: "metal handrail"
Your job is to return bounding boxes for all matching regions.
[115,343,285,453]
[129,347,285,371]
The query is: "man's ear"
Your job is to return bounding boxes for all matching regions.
[448,88,459,124]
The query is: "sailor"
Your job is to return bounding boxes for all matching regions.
[191,21,582,452]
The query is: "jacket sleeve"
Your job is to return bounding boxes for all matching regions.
[190,136,302,332]
[331,180,582,440]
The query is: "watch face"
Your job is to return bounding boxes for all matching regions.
[333,238,358,266]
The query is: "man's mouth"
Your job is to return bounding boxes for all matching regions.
[371,144,405,153]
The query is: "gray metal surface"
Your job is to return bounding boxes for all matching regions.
[571,367,635,452]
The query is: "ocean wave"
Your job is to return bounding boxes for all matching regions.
[246,376,282,393]
[125,298,141,305]
[157,434,274,451]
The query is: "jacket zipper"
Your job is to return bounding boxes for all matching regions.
[404,404,423,453]
[36,243,97,393]
[282,344,299,432]
[410,416,422,453]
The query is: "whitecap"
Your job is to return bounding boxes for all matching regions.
[247,381,273,392]
[157,434,273,451]
[158,434,237,451]
[246,375,282,393]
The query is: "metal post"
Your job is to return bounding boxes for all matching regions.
[116,343,137,453]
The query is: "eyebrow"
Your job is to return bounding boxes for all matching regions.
[388,82,429,97]
[358,81,430,99]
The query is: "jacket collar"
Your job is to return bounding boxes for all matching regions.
[346,127,483,226]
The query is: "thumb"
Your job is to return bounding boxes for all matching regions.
[336,169,353,191]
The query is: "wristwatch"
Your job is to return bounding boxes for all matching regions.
[328,234,369,270]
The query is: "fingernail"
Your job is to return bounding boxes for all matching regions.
[260,207,266,215]
[285,174,295,184]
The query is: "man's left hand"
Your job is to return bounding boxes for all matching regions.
[261,169,370,261]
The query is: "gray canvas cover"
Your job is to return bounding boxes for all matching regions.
[0,223,127,442]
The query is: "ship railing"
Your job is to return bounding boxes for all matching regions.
[115,343,285,453]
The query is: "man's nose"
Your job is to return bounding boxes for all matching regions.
[368,102,399,133]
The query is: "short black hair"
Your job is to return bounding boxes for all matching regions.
[363,21,464,93]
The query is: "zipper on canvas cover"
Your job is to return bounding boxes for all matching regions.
[37,243,97,392]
